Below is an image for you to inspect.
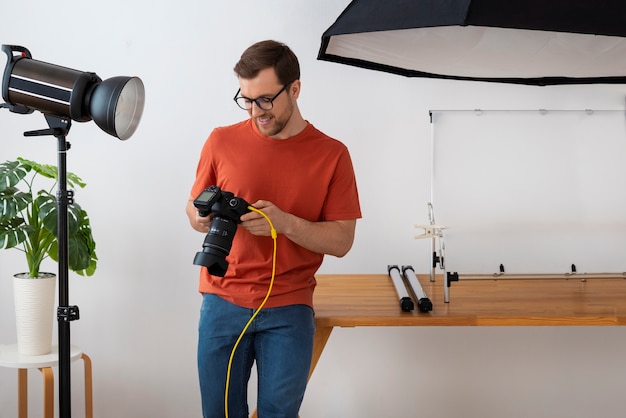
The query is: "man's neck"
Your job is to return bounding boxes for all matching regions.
[271,114,307,140]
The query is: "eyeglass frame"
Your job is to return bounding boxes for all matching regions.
[233,82,292,111]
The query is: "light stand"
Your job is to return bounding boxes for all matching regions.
[23,114,77,416]
[2,44,145,418]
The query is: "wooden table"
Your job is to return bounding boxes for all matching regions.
[251,273,626,417]
[310,273,626,369]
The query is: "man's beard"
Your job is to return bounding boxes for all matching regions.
[254,100,294,138]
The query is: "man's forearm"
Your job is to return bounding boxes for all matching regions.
[283,216,356,257]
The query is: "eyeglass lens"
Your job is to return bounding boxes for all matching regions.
[234,83,289,111]
[235,96,273,110]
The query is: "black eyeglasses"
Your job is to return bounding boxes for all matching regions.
[233,83,290,111]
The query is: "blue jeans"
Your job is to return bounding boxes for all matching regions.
[198,294,315,418]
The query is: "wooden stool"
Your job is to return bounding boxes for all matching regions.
[0,344,93,418]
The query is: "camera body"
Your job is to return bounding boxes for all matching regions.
[193,185,250,220]
[192,185,251,276]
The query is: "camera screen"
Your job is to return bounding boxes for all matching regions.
[197,190,216,203]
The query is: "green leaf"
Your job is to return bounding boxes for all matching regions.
[36,193,58,233]
[0,187,32,221]
[0,160,31,192]
[18,157,87,189]
[0,218,29,249]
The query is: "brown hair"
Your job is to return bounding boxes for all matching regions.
[233,40,300,85]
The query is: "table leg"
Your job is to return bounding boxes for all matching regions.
[39,367,54,418]
[308,326,333,380]
[250,326,334,418]
[17,369,27,418]
[82,353,93,418]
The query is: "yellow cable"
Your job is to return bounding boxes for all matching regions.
[225,206,277,418]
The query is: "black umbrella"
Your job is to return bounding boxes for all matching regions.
[318,0,626,85]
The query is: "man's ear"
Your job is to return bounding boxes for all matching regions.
[289,80,301,99]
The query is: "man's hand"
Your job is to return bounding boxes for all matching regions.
[186,198,213,233]
[240,200,356,257]
[240,200,285,236]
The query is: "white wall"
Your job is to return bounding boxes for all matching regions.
[1,1,626,417]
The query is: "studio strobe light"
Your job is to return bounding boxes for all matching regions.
[2,44,144,139]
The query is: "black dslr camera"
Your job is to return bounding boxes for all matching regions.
[192,185,251,276]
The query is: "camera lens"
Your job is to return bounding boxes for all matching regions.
[205,216,238,254]
[192,187,251,277]
[193,216,238,276]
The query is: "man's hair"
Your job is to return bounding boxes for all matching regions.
[234,40,300,85]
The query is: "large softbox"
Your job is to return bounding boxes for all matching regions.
[318,0,626,85]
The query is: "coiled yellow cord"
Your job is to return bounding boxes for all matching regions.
[224,206,277,418]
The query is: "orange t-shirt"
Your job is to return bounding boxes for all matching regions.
[190,119,361,309]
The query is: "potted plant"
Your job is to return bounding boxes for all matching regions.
[0,157,97,354]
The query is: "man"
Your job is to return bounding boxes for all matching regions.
[186,40,361,418]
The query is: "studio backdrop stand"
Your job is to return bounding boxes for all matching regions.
[25,114,79,418]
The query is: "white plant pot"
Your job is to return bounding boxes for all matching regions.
[12,273,57,356]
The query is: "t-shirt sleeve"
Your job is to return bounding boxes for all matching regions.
[190,130,219,198]
[323,145,362,221]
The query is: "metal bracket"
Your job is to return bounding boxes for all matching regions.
[58,305,80,322]
[56,189,75,205]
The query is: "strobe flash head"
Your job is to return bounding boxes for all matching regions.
[1,44,145,140]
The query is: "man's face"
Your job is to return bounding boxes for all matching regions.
[238,67,298,139]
